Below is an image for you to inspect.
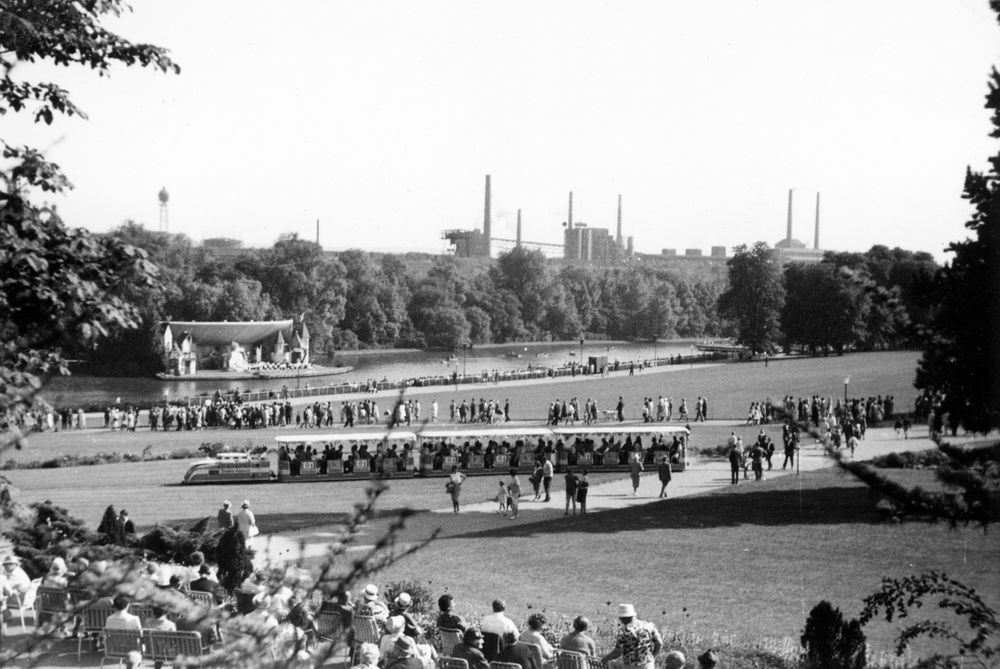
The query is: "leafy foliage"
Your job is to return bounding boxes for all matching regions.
[800,601,867,669]
[860,571,1000,668]
[718,242,786,354]
[215,524,252,593]
[914,26,1000,433]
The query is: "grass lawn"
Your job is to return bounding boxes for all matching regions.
[8,351,919,465]
[339,467,1000,661]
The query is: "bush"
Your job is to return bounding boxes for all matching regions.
[871,450,951,469]
[801,601,866,669]
[382,579,436,614]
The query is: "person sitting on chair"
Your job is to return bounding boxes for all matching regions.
[105,594,142,631]
[384,634,424,669]
[499,631,541,669]
[518,613,554,661]
[435,593,466,632]
[559,616,597,656]
[451,628,490,669]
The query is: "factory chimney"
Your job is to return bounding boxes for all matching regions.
[616,194,623,248]
[568,191,574,227]
[814,192,821,250]
[316,219,320,247]
[786,188,794,242]
[483,175,492,257]
[516,209,522,248]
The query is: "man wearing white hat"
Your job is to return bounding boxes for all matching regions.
[601,603,663,669]
[355,583,390,623]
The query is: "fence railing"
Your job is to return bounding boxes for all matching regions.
[171,352,721,408]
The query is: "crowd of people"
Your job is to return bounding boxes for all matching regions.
[3,542,724,669]
[276,428,687,478]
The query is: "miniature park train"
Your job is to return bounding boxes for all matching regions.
[181,424,690,485]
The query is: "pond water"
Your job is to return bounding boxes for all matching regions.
[41,339,706,408]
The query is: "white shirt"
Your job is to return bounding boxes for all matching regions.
[481,611,518,637]
[237,508,256,534]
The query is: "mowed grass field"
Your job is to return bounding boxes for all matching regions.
[352,468,1000,660]
[10,351,918,465]
[4,350,998,661]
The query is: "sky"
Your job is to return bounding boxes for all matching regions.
[6,1,999,261]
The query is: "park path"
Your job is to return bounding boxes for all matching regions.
[430,426,932,514]
[251,426,933,565]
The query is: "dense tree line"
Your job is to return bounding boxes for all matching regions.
[717,243,938,357]
[81,236,735,373]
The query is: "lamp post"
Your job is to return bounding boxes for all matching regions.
[843,376,850,411]
[462,343,468,378]
[579,337,584,370]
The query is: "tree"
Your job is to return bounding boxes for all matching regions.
[1,1,176,445]
[800,601,867,669]
[914,25,1000,433]
[215,525,252,593]
[781,264,865,355]
[717,242,785,354]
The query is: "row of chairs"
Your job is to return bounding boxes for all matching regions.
[100,629,207,668]
[439,650,602,669]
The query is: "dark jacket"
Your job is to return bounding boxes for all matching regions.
[452,643,491,669]
[500,642,541,669]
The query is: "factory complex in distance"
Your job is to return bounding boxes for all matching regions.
[182,176,828,267]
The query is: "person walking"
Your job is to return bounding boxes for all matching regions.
[657,458,672,498]
[217,500,234,530]
[601,604,663,669]
[507,468,521,519]
[236,500,258,542]
[447,466,466,513]
[564,467,578,515]
[530,462,543,501]
[576,468,590,514]
[629,454,644,496]
[541,457,554,502]
[728,443,741,485]
[616,396,625,422]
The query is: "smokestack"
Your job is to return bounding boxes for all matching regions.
[483,174,492,256]
[516,209,522,248]
[316,219,320,247]
[814,192,820,250]
[616,194,623,247]
[568,191,574,227]
[786,188,794,242]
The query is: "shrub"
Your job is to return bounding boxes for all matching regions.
[383,579,436,614]
[801,600,866,669]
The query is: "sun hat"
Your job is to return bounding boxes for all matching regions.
[617,603,636,618]
[395,592,412,608]
[3,555,19,566]
[664,651,686,669]
[223,500,232,508]
[49,557,68,575]
[241,500,250,508]
[384,615,405,634]
[362,583,379,600]
[393,635,417,656]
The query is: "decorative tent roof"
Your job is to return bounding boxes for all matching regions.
[161,320,294,347]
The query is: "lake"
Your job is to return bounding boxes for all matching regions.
[41,339,706,408]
